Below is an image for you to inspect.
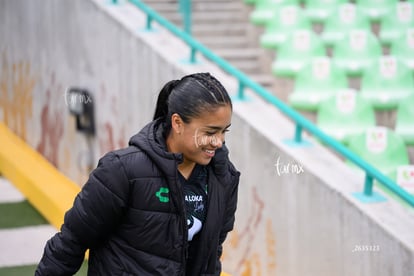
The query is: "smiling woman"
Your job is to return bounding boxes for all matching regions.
[167,106,232,173]
[36,72,241,276]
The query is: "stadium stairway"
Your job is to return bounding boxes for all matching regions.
[141,0,278,92]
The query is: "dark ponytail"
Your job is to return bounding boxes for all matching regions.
[153,72,232,132]
[153,80,179,120]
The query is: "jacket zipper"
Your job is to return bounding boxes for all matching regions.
[173,160,188,275]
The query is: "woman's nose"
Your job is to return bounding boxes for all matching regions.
[210,134,224,148]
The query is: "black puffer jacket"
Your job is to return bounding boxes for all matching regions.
[36,119,240,276]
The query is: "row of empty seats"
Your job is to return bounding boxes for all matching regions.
[243,0,414,198]
[288,55,414,111]
[247,0,414,26]
[247,0,414,81]
[270,28,414,77]
[316,89,414,145]
[249,1,414,114]
[258,2,413,49]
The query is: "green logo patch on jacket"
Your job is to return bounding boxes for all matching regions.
[155,187,169,203]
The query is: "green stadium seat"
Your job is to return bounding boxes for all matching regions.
[302,0,349,24]
[355,0,397,22]
[377,164,414,208]
[260,5,312,50]
[374,164,414,208]
[321,3,371,47]
[396,165,414,194]
[359,56,414,110]
[271,30,326,77]
[316,89,376,144]
[347,126,410,179]
[331,29,382,77]
[250,0,300,26]
[288,56,348,111]
[390,28,414,74]
[378,2,414,46]
[395,94,414,146]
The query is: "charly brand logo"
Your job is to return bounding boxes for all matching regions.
[397,165,414,193]
[274,156,305,176]
[366,127,387,153]
[155,187,169,203]
[63,87,93,107]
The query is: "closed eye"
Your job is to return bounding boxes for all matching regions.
[206,129,230,136]
[204,124,231,135]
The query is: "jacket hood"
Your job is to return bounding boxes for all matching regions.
[128,119,182,177]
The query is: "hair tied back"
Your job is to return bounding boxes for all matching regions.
[153,79,180,120]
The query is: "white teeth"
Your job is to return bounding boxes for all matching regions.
[204,150,214,154]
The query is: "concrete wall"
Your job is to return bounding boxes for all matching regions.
[0,0,189,185]
[1,0,414,275]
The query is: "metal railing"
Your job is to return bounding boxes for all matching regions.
[121,0,414,207]
[178,0,192,35]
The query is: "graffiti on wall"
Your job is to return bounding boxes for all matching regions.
[222,186,277,275]
[0,54,73,178]
[0,54,35,141]
[266,219,277,274]
[36,72,64,168]
[98,83,127,155]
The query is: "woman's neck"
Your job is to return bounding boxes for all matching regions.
[178,161,195,180]
[165,129,196,179]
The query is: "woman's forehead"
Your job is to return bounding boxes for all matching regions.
[191,105,232,127]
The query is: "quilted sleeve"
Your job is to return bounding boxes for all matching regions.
[35,152,130,276]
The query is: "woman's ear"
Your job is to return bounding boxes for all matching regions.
[170,113,184,134]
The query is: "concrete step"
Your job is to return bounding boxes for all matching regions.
[192,23,248,37]
[0,177,56,268]
[214,48,262,62]
[249,74,276,88]
[229,60,263,74]
[141,0,275,93]
[192,2,244,12]
[145,3,178,13]
[0,177,25,203]
[156,11,247,24]
[147,2,243,13]
[199,35,250,48]
[0,225,56,267]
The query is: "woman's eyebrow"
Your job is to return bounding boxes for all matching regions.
[205,124,231,130]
